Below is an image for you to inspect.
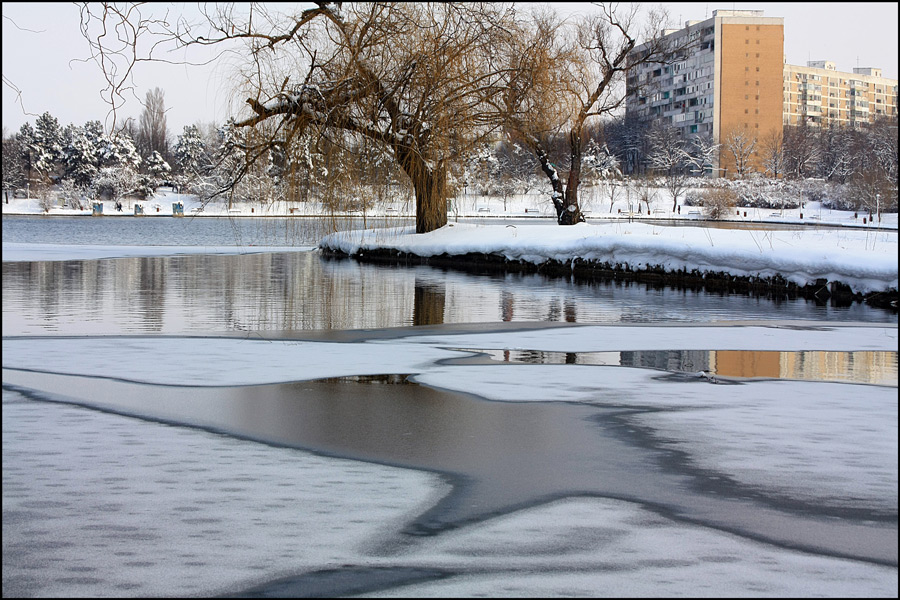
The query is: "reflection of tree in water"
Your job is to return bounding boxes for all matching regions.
[413,278,446,326]
[544,297,578,323]
[500,290,514,322]
[35,261,63,324]
[137,257,167,331]
[172,253,421,332]
[564,298,577,323]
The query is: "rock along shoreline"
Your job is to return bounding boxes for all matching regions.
[320,247,899,312]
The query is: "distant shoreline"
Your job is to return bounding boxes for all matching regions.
[3,211,896,233]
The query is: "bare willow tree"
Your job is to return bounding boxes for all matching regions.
[79,2,522,233]
[502,3,685,224]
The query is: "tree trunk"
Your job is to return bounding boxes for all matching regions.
[559,127,585,225]
[528,131,584,225]
[532,145,565,219]
[399,148,448,234]
[671,175,678,211]
[413,164,448,234]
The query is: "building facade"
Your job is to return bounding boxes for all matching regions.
[625,9,898,176]
[784,62,898,127]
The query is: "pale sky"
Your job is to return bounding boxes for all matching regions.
[3,2,898,135]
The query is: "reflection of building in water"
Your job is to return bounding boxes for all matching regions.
[712,350,781,378]
[779,351,897,386]
[621,350,896,385]
[711,350,897,385]
[620,350,711,373]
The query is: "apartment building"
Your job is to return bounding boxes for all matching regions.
[625,9,898,176]
[784,61,898,127]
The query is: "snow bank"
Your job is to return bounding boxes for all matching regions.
[320,222,899,294]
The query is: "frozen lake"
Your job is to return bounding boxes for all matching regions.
[2,215,897,597]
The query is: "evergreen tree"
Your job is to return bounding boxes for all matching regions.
[31,112,64,180]
[145,150,171,185]
[174,124,207,180]
[2,127,31,194]
[100,132,142,170]
[62,123,100,186]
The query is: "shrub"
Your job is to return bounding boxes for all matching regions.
[701,187,738,219]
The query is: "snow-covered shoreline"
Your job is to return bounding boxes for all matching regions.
[319,222,899,304]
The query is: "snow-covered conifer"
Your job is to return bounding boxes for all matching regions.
[31,112,64,179]
[146,151,171,183]
[100,132,142,170]
[62,124,102,186]
[174,125,207,177]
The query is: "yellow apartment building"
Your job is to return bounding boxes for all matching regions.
[784,61,898,127]
[626,9,898,177]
